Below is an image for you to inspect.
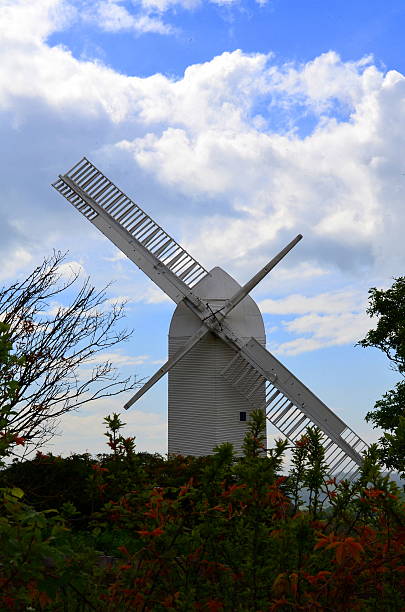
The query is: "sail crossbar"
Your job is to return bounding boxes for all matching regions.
[52,157,208,289]
[221,350,368,481]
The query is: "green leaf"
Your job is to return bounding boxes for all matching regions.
[11,487,24,499]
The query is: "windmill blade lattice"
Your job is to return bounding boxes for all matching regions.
[53,158,209,293]
[222,342,368,480]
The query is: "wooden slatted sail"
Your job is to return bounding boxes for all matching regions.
[222,340,368,480]
[52,157,209,304]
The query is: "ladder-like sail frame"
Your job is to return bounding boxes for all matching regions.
[53,158,209,306]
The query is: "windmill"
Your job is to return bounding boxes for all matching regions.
[53,157,368,479]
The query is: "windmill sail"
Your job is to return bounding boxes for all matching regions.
[53,157,209,304]
[222,339,368,479]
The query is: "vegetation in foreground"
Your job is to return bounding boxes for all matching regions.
[0,263,404,610]
[0,409,404,611]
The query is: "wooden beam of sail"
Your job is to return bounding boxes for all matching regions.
[52,157,209,305]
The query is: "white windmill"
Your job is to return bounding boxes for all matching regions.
[53,157,368,479]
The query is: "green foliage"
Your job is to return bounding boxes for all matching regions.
[288,434,309,512]
[359,277,405,475]
[1,452,96,524]
[367,379,405,431]
[242,408,267,458]
[358,276,405,373]
[0,485,102,610]
[304,427,329,518]
[379,416,405,475]
[103,412,136,459]
[0,322,26,464]
[0,409,404,610]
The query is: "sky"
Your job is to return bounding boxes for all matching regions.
[0,0,404,458]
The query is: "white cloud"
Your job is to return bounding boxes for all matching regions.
[42,394,167,455]
[268,52,382,111]
[104,51,403,280]
[0,0,76,44]
[0,1,404,361]
[266,262,328,283]
[57,260,86,280]
[103,249,129,262]
[105,295,131,306]
[259,289,365,315]
[143,285,172,304]
[271,311,371,356]
[86,0,173,34]
[86,0,240,27]
[140,0,200,12]
[84,351,151,367]
[263,288,373,356]
[0,248,33,282]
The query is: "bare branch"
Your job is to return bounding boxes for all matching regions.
[0,252,142,452]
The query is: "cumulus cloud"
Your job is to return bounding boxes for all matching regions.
[0,0,404,361]
[104,49,404,277]
[84,0,244,31]
[259,289,365,315]
[0,0,76,44]
[42,394,167,455]
[84,351,152,367]
[268,52,382,111]
[84,0,173,35]
[0,248,33,282]
[271,311,371,356]
[262,288,372,356]
[57,260,86,280]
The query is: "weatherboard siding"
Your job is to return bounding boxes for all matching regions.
[168,334,265,457]
[168,265,267,457]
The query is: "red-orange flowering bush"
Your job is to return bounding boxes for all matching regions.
[0,411,404,610]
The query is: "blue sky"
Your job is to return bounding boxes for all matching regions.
[0,0,404,457]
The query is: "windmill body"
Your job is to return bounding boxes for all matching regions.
[53,157,369,479]
[169,266,265,456]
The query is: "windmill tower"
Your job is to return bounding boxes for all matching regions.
[53,157,368,478]
[168,267,266,456]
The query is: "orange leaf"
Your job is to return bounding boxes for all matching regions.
[272,572,288,597]
[314,532,338,550]
[289,572,298,597]
[269,598,290,611]
[334,537,364,564]
[38,592,52,607]
[137,527,164,537]
[206,599,223,611]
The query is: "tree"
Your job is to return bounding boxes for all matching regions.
[0,251,139,454]
[0,321,26,463]
[358,277,405,476]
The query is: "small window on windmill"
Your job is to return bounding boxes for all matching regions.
[239,411,247,422]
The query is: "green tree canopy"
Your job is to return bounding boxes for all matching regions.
[358,277,405,476]
[358,276,405,374]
